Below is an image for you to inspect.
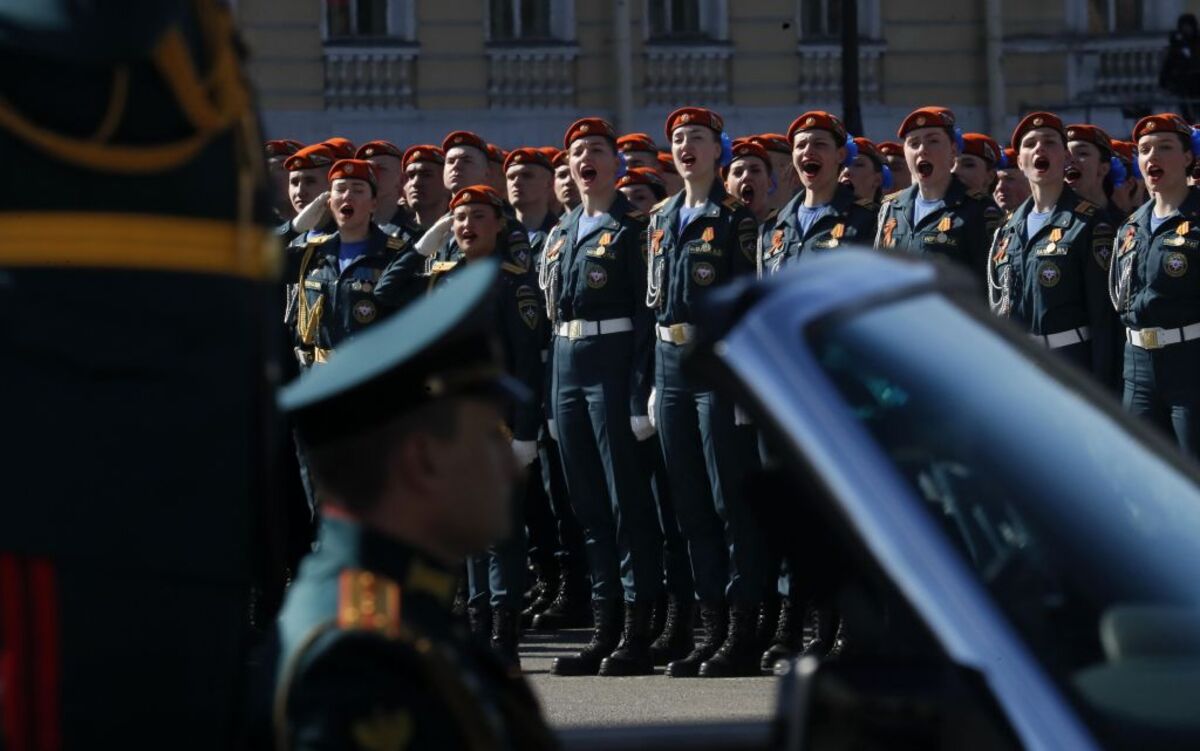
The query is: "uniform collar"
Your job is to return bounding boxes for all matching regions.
[314,515,459,608]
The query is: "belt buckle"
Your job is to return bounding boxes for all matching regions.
[670,324,688,345]
[1141,327,1161,350]
[568,320,585,341]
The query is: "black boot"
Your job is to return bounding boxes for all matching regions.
[520,564,560,628]
[650,591,669,641]
[550,600,621,676]
[826,612,847,658]
[799,600,836,658]
[598,600,655,676]
[491,605,521,664]
[699,603,763,678]
[531,569,591,630]
[666,601,726,678]
[467,601,492,647]
[756,595,781,651]
[649,596,695,666]
[760,597,803,673]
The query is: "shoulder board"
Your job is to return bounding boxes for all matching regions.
[650,197,671,213]
[722,195,745,210]
[855,198,879,210]
[500,261,527,275]
[430,260,457,273]
[386,235,408,251]
[883,190,904,202]
[765,207,780,221]
[626,209,648,222]
[1074,200,1097,216]
[336,569,401,638]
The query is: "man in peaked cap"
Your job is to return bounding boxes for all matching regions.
[265,262,557,751]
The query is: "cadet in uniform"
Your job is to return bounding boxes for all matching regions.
[954,132,1003,196]
[553,149,582,214]
[1065,124,1122,224]
[758,112,878,277]
[987,112,1119,390]
[725,140,775,222]
[322,136,356,160]
[749,133,800,211]
[268,262,556,751]
[487,143,508,194]
[994,147,1032,216]
[267,139,304,222]
[618,166,669,213]
[657,151,685,196]
[400,144,449,241]
[281,144,338,245]
[876,107,1002,283]
[618,133,662,169]
[355,140,410,239]
[648,106,766,678]
[839,136,886,210]
[877,140,912,191]
[1111,139,1150,220]
[1110,113,1200,457]
[506,148,559,244]
[541,117,663,677]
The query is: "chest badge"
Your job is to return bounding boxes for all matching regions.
[585,263,608,288]
[935,215,952,244]
[993,234,1010,263]
[692,261,716,286]
[353,299,378,324]
[599,232,613,246]
[547,236,565,261]
[1037,260,1062,288]
[1164,252,1189,277]
[772,230,784,250]
[652,229,665,256]
[701,226,715,242]
[1121,226,1137,254]
[1044,227,1063,254]
[882,217,898,247]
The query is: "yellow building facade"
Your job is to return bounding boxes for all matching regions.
[237,0,1200,147]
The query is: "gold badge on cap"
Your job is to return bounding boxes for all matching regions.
[1067,130,1076,139]
[916,116,927,127]
[1145,121,1158,132]
[366,148,375,156]
[680,113,692,124]
[805,117,816,127]
[580,124,590,134]
[1033,117,1044,127]
[414,150,424,160]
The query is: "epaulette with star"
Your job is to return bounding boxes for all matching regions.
[1074,200,1097,217]
[336,569,401,638]
[722,195,745,211]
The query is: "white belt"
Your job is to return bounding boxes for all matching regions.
[1127,322,1200,350]
[656,323,697,345]
[555,317,634,340]
[1030,326,1090,350]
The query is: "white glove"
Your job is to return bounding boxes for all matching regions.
[547,419,559,443]
[293,191,331,232]
[735,404,753,426]
[512,440,538,468]
[415,213,454,257]
[647,388,658,430]
[630,415,655,442]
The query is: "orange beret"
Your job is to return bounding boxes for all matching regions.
[961,133,1002,166]
[617,133,658,154]
[503,147,553,173]
[401,145,445,170]
[1110,139,1135,164]
[328,159,377,188]
[1063,124,1114,158]
[787,111,848,146]
[729,140,772,171]
[1011,112,1066,151]
[563,117,618,149]
[284,144,336,172]
[657,152,678,175]
[486,144,506,165]
[442,130,489,155]
[897,107,957,138]
[322,137,356,160]
[265,139,304,159]
[1001,147,1018,169]
[851,136,882,167]
[1133,112,1193,141]
[551,149,569,169]
[876,141,903,158]
[449,184,506,211]
[751,133,790,155]
[537,146,560,163]
[355,140,403,160]
[617,167,667,192]
[665,107,724,140]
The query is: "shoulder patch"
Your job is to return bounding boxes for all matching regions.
[337,569,401,638]
[722,194,745,211]
[1074,200,1097,216]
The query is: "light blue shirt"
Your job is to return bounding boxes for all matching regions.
[1025,208,1053,243]
[1150,213,1171,233]
[797,203,831,237]
[577,213,606,242]
[678,205,704,235]
[913,196,945,226]
[338,240,368,273]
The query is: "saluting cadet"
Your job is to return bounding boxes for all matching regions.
[840,136,887,210]
[553,149,582,214]
[725,140,775,222]
[268,263,556,751]
[876,140,912,191]
[876,107,1002,282]
[541,117,663,677]
[281,144,337,245]
[648,106,767,678]
[758,112,878,278]
[954,132,1003,197]
[1110,113,1200,457]
[287,160,411,368]
[355,139,409,239]
[400,144,449,241]
[618,166,669,213]
[987,112,1119,389]
[750,133,800,211]
[618,132,662,170]
[994,147,1032,216]
[266,139,304,222]
[1111,139,1150,220]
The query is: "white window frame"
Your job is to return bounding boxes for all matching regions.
[321,0,416,42]
[644,0,729,42]
[1063,0,1180,33]
[485,0,576,43]
[794,0,882,40]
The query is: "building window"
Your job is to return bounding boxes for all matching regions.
[323,0,414,42]
[647,0,728,42]
[795,0,882,40]
[488,0,575,43]
[1085,0,1144,32]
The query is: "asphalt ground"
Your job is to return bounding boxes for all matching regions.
[521,629,781,727]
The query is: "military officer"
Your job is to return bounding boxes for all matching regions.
[876,106,1002,283]
[994,147,1032,215]
[648,106,766,678]
[1111,139,1150,220]
[287,159,410,368]
[267,139,304,222]
[758,111,878,278]
[399,145,449,242]
[839,136,887,210]
[281,144,338,245]
[553,149,582,214]
[749,133,801,211]
[987,112,1119,389]
[954,132,1003,196]
[725,140,775,222]
[541,117,664,677]
[618,133,662,170]
[268,262,557,751]
[355,140,409,239]
[618,167,669,213]
[876,140,912,192]
[1110,113,1200,457]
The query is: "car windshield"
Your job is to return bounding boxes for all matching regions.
[811,292,1200,735]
